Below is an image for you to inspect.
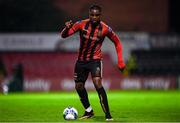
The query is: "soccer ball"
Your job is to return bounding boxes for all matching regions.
[63,106,78,120]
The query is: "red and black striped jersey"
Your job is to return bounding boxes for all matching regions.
[61,19,125,69]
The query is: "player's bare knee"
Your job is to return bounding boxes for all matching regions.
[92,77,102,89]
[75,82,84,90]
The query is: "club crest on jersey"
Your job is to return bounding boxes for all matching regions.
[97,31,102,38]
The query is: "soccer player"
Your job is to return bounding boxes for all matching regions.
[60,4,125,121]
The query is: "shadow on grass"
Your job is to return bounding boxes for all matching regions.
[93,115,128,122]
[93,116,104,121]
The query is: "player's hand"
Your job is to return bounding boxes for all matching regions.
[118,66,126,73]
[117,63,126,73]
[65,20,73,29]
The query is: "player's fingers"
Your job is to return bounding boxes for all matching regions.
[65,20,73,28]
[65,23,71,28]
[69,20,73,26]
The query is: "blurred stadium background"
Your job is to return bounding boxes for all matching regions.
[0,0,180,93]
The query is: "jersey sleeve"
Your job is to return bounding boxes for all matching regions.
[71,21,81,32]
[106,27,126,69]
[61,21,81,38]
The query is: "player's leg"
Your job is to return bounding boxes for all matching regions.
[92,77,113,121]
[90,60,113,121]
[74,61,94,119]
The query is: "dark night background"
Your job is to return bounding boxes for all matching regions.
[169,0,180,33]
[0,0,179,33]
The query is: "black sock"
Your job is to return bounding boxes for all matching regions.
[76,88,90,109]
[96,87,110,114]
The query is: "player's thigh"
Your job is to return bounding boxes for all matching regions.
[90,60,102,78]
[74,61,89,83]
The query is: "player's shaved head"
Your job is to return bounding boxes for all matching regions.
[89,4,101,13]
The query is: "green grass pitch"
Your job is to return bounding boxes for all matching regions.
[0,90,180,122]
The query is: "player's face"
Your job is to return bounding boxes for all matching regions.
[89,9,101,24]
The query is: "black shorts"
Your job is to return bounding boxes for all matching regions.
[74,60,102,83]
